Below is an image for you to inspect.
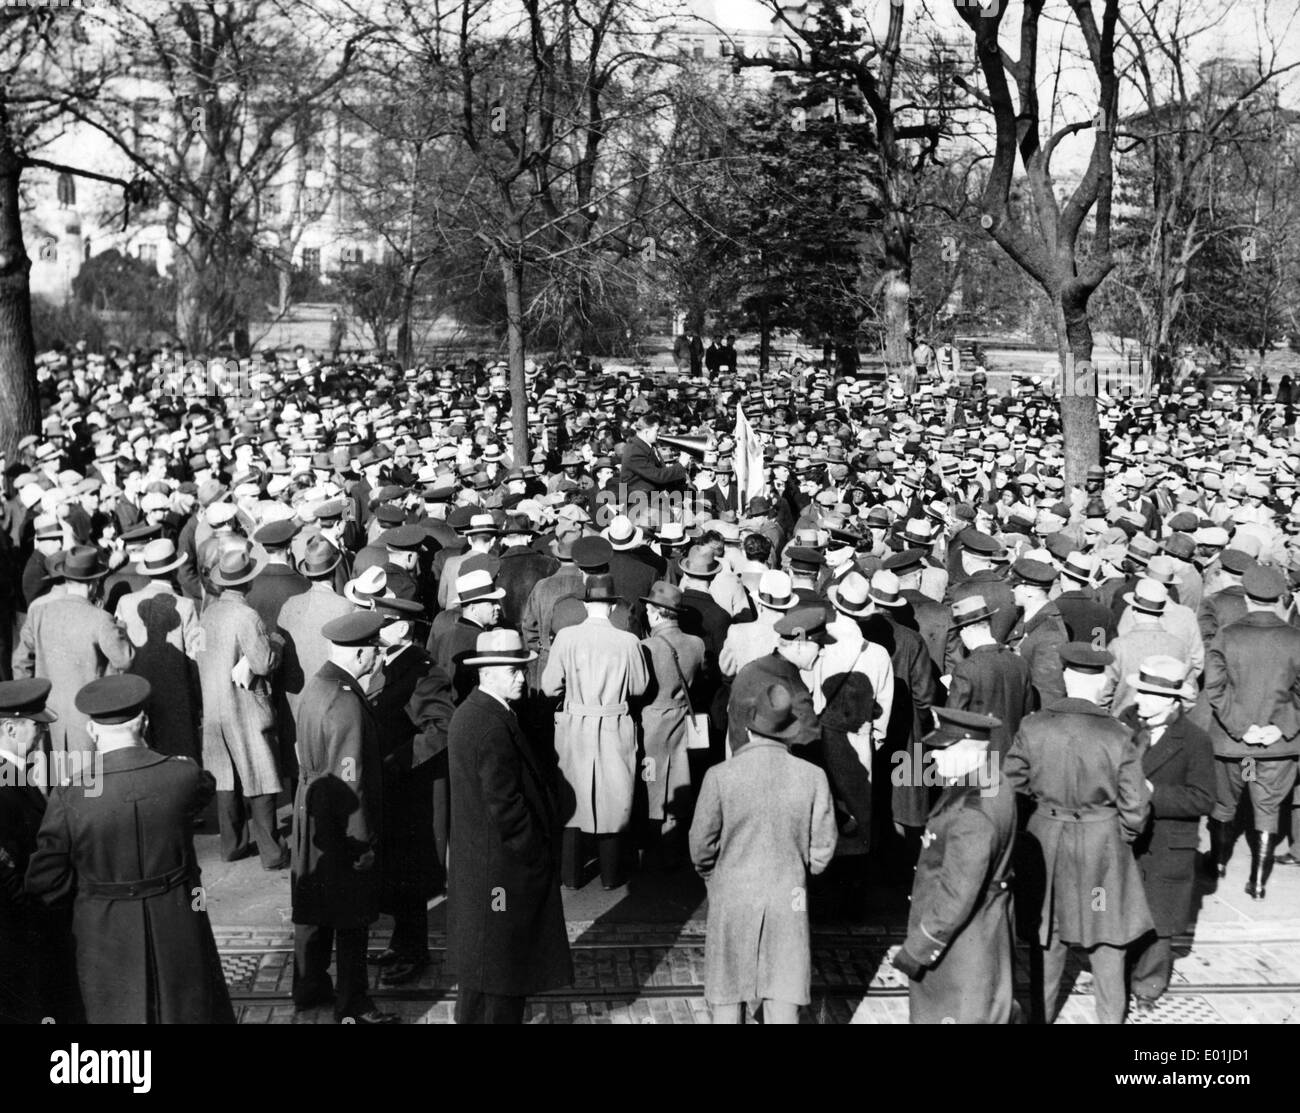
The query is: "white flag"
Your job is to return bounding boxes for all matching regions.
[734,404,766,511]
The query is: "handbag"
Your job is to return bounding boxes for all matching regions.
[658,635,710,750]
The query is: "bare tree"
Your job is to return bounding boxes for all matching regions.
[953,0,1120,487]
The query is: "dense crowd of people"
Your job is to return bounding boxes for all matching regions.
[2,336,1299,1025]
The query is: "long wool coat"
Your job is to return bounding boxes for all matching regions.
[1005,698,1154,948]
[903,774,1017,1024]
[197,593,283,796]
[542,615,649,833]
[689,737,837,1007]
[291,661,383,928]
[12,593,135,758]
[277,582,354,726]
[639,622,706,822]
[1120,707,1216,937]
[24,749,234,1024]
[445,689,573,996]
[115,582,202,761]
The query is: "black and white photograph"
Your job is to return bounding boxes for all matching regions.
[0,0,1299,1060]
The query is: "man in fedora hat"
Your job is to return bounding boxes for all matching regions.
[446,628,571,1022]
[367,595,455,988]
[727,607,826,758]
[1115,655,1214,1014]
[13,545,134,762]
[277,537,352,728]
[430,564,505,705]
[436,512,498,612]
[521,523,587,687]
[246,518,310,634]
[496,511,558,629]
[720,569,796,677]
[637,581,707,868]
[1203,564,1300,900]
[197,542,289,869]
[25,674,235,1024]
[1053,550,1116,646]
[619,413,691,503]
[0,678,76,1022]
[1005,643,1153,1024]
[543,573,649,889]
[291,611,398,1024]
[893,708,1017,1024]
[113,538,201,760]
[945,594,1033,758]
[1102,579,1196,716]
[690,683,837,1024]
[677,542,734,664]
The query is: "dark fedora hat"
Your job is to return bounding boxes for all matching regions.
[748,683,801,743]
[58,546,109,581]
[210,544,266,588]
[641,581,684,613]
[950,594,994,629]
[298,536,343,579]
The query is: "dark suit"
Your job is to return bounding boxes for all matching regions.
[619,435,688,501]
[1119,708,1215,1002]
[446,688,572,1022]
[945,643,1033,756]
[1055,587,1116,645]
[497,546,560,629]
[944,570,1020,670]
[727,652,820,755]
[1010,601,1069,708]
[246,563,311,633]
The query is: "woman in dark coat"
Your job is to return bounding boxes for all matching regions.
[1119,656,1215,1012]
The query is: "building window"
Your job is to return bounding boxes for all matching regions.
[339,246,364,265]
[302,247,321,273]
[303,188,327,221]
[263,187,282,220]
[56,173,76,208]
[138,243,158,264]
[720,40,734,57]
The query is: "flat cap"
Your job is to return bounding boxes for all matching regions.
[0,678,56,723]
[786,545,825,571]
[1058,642,1113,673]
[253,519,299,548]
[775,606,828,642]
[74,675,151,725]
[383,525,426,551]
[1243,564,1286,603]
[959,529,1001,555]
[925,707,1001,749]
[321,611,385,647]
[1011,557,1057,587]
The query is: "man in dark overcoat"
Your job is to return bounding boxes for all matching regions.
[892,708,1017,1023]
[368,596,455,986]
[290,611,398,1024]
[446,629,572,1023]
[1005,643,1153,1024]
[619,414,690,504]
[726,608,825,756]
[0,679,76,1023]
[1201,564,1300,900]
[1118,655,1215,1013]
[25,675,234,1024]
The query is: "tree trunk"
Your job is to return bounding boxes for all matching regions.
[396,271,417,369]
[501,250,529,464]
[277,266,292,317]
[174,252,207,352]
[0,94,39,461]
[759,299,770,374]
[1059,287,1102,490]
[881,211,912,370]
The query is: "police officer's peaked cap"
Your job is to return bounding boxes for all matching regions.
[0,678,57,723]
[321,611,385,647]
[1058,642,1113,673]
[75,675,151,725]
[924,707,1001,749]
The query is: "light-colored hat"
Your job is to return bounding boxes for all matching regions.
[830,571,872,616]
[344,566,392,606]
[1124,578,1168,614]
[463,628,537,667]
[756,570,796,610]
[456,567,505,604]
[604,514,644,551]
[135,539,187,576]
[1126,654,1196,702]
